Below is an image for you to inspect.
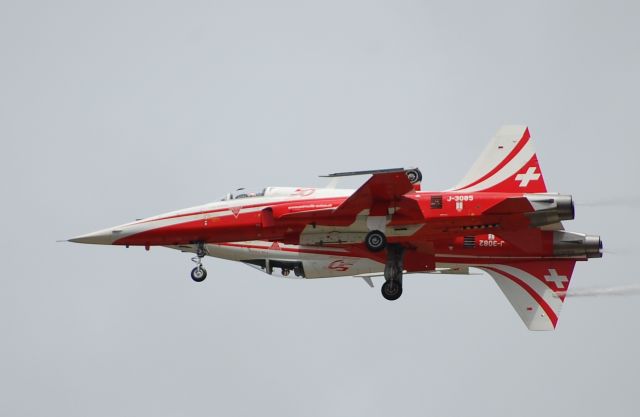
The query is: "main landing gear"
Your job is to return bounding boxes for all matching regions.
[363,168,421,255]
[381,244,404,301]
[365,230,387,252]
[364,231,402,300]
[190,242,208,282]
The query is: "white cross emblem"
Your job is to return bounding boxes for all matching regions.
[515,167,541,187]
[544,269,568,289]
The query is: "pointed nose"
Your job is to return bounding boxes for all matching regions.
[69,228,120,245]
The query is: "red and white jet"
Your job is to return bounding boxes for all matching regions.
[71,126,602,330]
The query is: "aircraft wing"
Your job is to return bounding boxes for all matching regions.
[275,168,421,225]
[327,168,418,217]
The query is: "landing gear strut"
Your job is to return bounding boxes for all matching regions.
[381,244,404,301]
[190,242,208,282]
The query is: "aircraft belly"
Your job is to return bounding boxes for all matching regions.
[204,242,385,278]
[302,257,384,278]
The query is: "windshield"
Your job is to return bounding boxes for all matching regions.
[220,188,266,201]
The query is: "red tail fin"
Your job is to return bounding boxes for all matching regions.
[481,260,576,330]
[451,126,547,193]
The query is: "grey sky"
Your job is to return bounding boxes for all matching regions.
[1,1,639,416]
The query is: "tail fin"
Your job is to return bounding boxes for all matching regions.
[480,260,576,330]
[451,125,547,193]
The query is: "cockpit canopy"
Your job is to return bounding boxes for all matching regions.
[220,187,317,201]
[220,188,266,201]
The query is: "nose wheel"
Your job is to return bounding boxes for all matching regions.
[190,242,208,282]
[191,265,207,282]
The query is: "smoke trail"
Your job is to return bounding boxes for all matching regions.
[602,248,632,256]
[556,284,640,297]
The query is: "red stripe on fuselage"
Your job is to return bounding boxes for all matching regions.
[137,207,229,224]
[138,197,346,224]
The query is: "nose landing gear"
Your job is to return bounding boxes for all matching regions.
[191,264,207,282]
[190,242,208,282]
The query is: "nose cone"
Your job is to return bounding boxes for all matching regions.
[68,227,121,245]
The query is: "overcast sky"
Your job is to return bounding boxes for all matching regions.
[1,1,639,416]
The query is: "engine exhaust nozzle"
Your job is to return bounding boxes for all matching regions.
[526,194,575,227]
[553,231,603,259]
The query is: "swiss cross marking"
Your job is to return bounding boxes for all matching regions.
[515,167,541,187]
[544,269,568,289]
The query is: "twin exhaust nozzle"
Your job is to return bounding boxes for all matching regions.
[526,194,575,226]
[525,194,602,258]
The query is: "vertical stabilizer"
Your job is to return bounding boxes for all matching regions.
[451,126,547,193]
[481,260,576,330]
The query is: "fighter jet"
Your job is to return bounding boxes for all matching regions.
[70,125,602,330]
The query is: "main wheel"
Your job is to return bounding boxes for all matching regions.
[405,168,422,184]
[191,267,207,282]
[381,280,403,301]
[365,230,387,252]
